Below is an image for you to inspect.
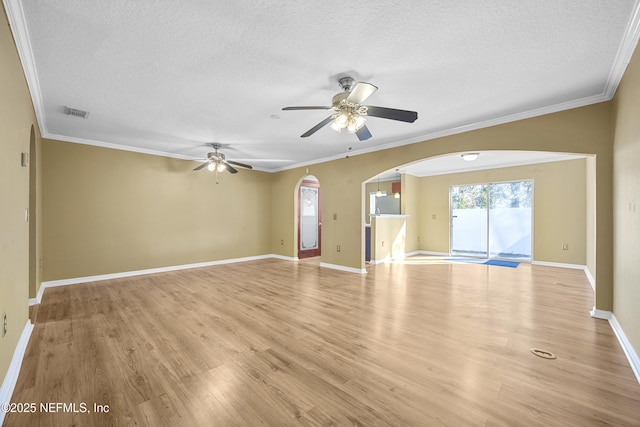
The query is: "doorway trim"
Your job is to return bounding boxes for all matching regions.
[298,179,321,259]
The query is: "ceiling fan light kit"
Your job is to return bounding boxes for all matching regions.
[282,75,418,141]
[193,143,253,182]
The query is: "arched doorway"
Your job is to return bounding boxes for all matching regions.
[298,176,321,259]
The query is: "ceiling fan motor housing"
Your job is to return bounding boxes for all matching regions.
[338,76,355,91]
[332,92,349,108]
[208,151,225,162]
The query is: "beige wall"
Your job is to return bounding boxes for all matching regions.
[42,139,273,280]
[402,173,421,254]
[28,125,43,299]
[0,7,42,389]
[370,216,407,262]
[416,159,587,265]
[269,103,612,308]
[612,43,640,358]
[586,156,597,280]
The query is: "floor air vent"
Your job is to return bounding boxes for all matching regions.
[530,348,557,360]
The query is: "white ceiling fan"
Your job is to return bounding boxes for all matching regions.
[282,76,418,141]
[193,143,253,182]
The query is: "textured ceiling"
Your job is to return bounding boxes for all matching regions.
[5,0,640,172]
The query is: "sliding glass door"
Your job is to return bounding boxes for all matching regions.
[488,181,532,259]
[450,184,488,257]
[450,181,532,260]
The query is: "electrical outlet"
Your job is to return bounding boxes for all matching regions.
[280,239,284,245]
[432,214,436,219]
[333,213,337,220]
[381,241,385,247]
[336,245,341,252]
[2,313,7,338]
[417,236,420,242]
[562,243,568,251]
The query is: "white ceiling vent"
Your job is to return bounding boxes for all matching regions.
[64,106,90,119]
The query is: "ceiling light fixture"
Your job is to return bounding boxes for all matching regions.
[330,106,367,134]
[376,177,383,197]
[461,153,480,162]
[394,169,401,199]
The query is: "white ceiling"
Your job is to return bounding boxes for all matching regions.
[5,0,640,173]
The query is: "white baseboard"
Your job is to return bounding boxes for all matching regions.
[406,250,453,258]
[0,320,34,426]
[531,260,586,270]
[533,261,595,291]
[31,254,371,305]
[415,250,450,257]
[369,250,441,265]
[32,254,289,305]
[584,267,595,291]
[30,281,47,306]
[270,254,299,262]
[369,254,403,265]
[404,251,422,258]
[609,314,640,384]
[589,309,640,385]
[590,307,612,320]
[319,262,367,274]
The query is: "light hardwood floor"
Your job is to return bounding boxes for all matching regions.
[5,257,640,426]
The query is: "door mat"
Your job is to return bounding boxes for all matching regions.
[483,260,519,268]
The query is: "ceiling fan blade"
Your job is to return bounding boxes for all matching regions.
[346,82,378,104]
[282,106,332,111]
[365,106,418,123]
[227,160,253,170]
[193,160,212,171]
[223,162,238,174]
[301,115,335,138]
[356,124,372,141]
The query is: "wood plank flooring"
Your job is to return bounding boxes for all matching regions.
[5,256,640,426]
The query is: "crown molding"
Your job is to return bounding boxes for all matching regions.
[44,133,196,160]
[5,0,640,173]
[3,0,47,134]
[603,0,640,99]
[42,133,271,172]
[273,92,609,172]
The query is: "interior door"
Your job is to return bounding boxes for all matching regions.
[298,180,321,258]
